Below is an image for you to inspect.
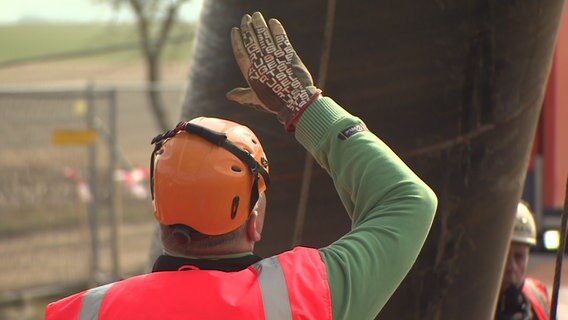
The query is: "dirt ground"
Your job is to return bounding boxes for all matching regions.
[0,59,188,85]
[0,221,155,320]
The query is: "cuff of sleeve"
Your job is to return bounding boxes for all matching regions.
[294,96,351,152]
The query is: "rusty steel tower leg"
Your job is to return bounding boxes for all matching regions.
[181,1,566,319]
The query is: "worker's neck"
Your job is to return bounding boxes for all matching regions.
[164,238,256,259]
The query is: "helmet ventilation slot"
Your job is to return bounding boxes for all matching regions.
[231,196,240,219]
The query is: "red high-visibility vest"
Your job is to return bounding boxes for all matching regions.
[522,277,550,320]
[45,247,331,320]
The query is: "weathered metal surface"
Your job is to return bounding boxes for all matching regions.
[181,1,565,318]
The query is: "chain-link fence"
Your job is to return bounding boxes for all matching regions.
[0,84,183,303]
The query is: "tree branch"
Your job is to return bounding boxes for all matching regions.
[154,0,188,59]
[129,0,154,59]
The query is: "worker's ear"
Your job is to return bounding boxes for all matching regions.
[246,211,262,243]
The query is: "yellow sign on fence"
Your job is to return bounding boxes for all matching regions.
[52,129,98,145]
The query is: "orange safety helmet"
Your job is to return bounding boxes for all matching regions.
[150,117,270,235]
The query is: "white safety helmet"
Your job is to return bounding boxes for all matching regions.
[511,202,537,246]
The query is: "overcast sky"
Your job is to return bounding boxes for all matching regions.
[0,0,204,24]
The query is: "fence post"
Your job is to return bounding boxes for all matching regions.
[86,82,100,286]
[108,88,120,280]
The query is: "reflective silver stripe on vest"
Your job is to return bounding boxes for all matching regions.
[254,256,293,320]
[78,283,114,320]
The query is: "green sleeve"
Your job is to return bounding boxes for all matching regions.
[295,97,438,320]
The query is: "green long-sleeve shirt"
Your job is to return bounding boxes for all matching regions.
[295,97,438,320]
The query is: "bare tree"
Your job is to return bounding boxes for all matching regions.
[106,0,193,131]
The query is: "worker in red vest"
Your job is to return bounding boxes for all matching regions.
[45,12,437,319]
[496,202,551,320]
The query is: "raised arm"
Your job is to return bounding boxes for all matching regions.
[295,96,437,319]
[228,12,437,320]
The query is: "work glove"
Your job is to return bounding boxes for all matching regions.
[227,12,322,132]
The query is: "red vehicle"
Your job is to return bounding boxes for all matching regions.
[522,15,568,250]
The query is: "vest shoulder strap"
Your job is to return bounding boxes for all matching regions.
[522,277,550,320]
[265,247,332,320]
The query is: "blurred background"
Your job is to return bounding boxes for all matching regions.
[0,0,202,318]
[0,0,567,319]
